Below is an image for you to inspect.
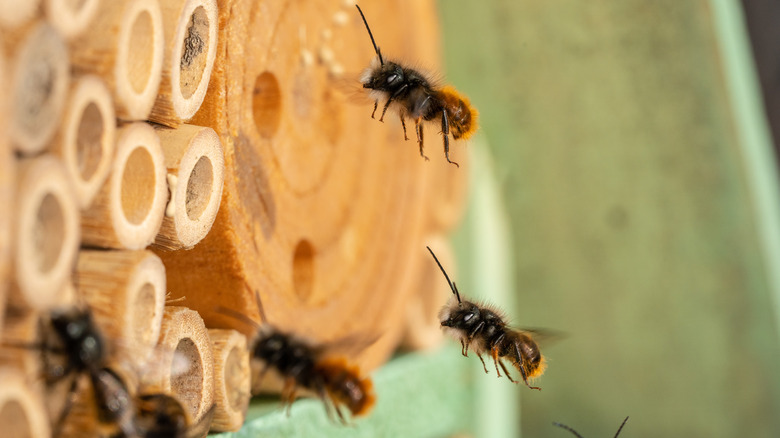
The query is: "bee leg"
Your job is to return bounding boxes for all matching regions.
[490,347,503,378]
[371,100,378,119]
[460,339,469,357]
[400,114,409,140]
[440,110,459,167]
[476,353,489,374]
[281,378,297,416]
[53,373,80,433]
[498,360,516,383]
[416,120,429,161]
[379,97,393,122]
[513,342,542,391]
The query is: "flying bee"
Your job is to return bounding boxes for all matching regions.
[217,288,375,424]
[355,5,478,168]
[35,307,211,437]
[427,246,547,390]
[553,416,630,438]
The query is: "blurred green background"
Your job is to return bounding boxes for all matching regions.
[443,0,780,436]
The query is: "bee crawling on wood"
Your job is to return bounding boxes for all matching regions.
[356,4,478,167]
[217,289,376,424]
[553,416,630,438]
[427,246,548,390]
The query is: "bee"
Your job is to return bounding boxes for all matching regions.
[355,5,478,168]
[427,246,547,390]
[553,416,630,438]
[217,289,375,424]
[37,307,211,437]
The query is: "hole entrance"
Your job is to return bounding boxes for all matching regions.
[292,240,315,301]
[0,400,32,438]
[132,282,156,346]
[185,156,213,220]
[225,346,243,410]
[127,10,154,94]
[34,193,65,274]
[120,147,155,225]
[76,102,104,181]
[172,338,203,416]
[179,6,210,99]
[252,71,282,139]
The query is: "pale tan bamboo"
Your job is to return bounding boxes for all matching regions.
[141,306,214,425]
[153,124,224,250]
[70,0,164,120]
[149,0,218,127]
[0,0,39,30]
[0,307,41,383]
[51,75,117,210]
[75,250,166,368]
[207,329,249,432]
[44,0,100,39]
[11,156,80,310]
[0,368,51,438]
[81,123,168,250]
[0,51,11,336]
[9,23,70,155]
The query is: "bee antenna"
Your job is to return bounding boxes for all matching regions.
[355,5,384,66]
[426,246,461,303]
[552,422,585,438]
[614,416,629,438]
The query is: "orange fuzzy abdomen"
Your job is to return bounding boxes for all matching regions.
[438,86,478,140]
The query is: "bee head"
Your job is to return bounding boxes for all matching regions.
[362,63,404,91]
[440,299,480,329]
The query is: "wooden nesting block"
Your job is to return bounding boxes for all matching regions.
[153,124,225,250]
[11,156,80,311]
[75,250,167,368]
[0,0,39,30]
[207,328,250,432]
[0,368,51,438]
[149,0,219,127]
[50,75,117,210]
[141,306,215,426]
[162,0,462,374]
[69,0,164,120]
[81,123,168,250]
[7,23,70,155]
[44,0,100,39]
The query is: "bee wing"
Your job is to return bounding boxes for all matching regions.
[317,333,382,360]
[513,327,566,346]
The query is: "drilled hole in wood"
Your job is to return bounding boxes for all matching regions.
[132,282,156,347]
[34,193,65,275]
[172,338,203,416]
[76,102,103,181]
[252,71,282,139]
[185,156,213,221]
[120,147,155,225]
[0,400,31,438]
[225,346,243,410]
[179,5,209,99]
[128,10,154,94]
[292,240,315,301]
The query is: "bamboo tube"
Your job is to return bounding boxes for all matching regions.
[152,124,224,250]
[141,306,214,425]
[51,75,117,210]
[207,329,249,432]
[75,250,166,368]
[70,0,164,120]
[44,0,100,39]
[81,123,168,250]
[0,51,11,335]
[11,156,79,310]
[9,23,70,155]
[0,307,41,383]
[0,368,51,438]
[149,0,218,127]
[0,0,39,30]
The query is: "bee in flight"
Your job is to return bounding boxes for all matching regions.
[553,416,630,438]
[217,289,375,424]
[356,5,478,168]
[427,246,547,390]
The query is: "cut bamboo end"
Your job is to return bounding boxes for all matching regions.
[44,0,100,39]
[150,0,218,126]
[0,51,10,336]
[76,250,166,367]
[51,75,117,210]
[70,0,164,120]
[207,329,249,432]
[81,123,168,250]
[12,156,79,310]
[0,0,39,30]
[9,23,70,155]
[0,368,51,438]
[142,306,214,425]
[153,124,224,250]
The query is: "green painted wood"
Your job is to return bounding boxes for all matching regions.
[441,1,780,436]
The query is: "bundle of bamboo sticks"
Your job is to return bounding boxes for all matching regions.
[0,0,465,435]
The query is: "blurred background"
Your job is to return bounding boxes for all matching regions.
[441,0,780,436]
